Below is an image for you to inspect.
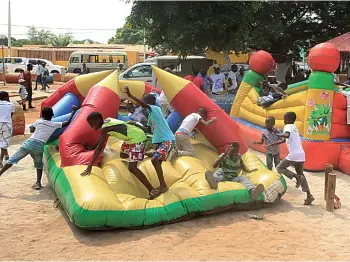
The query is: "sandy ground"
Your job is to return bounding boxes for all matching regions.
[1,83,350,260]
[0,136,350,260]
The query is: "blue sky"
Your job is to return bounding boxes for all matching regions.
[0,0,132,43]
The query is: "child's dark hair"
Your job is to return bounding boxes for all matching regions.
[41,107,54,120]
[197,107,207,118]
[0,91,9,101]
[231,141,240,149]
[266,116,276,125]
[285,111,297,123]
[87,112,103,122]
[142,94,156,105]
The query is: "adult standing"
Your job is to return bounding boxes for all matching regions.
[23,64,35,109]
[227,64,238,94]
[197,68,213,95]
[34,60,44,91]
[210,64,225,95]
[41,63,50,91]
[236,67,245,87]
[81,63,90,75]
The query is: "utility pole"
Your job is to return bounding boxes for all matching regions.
[8,0,11,57]
[143,28,146,61]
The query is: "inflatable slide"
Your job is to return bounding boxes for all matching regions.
[230,43,350,175]
[42,68,287,229]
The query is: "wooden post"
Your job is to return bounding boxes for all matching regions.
[326,173,337,212]
[325,164,333,201]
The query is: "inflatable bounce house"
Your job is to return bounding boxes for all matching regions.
[230,43,350,175]
[41,68,287,229]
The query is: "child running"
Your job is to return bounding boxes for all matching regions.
[168,108,216,160]
[253,116,281,170]
[268,111,314,205]
[0,91,15,168]
[80,114,161,199]
[0,106,77,189]
[124,86,175,196]
[205,142,265,200]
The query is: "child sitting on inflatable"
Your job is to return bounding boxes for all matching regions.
[126,102,146,124]
[168,108,216,160]
[253,116,281,170]
[257,80,287,108]
[124,86,175,196]
[0,106,77,189]
[204,142,265,200]
[81,114,162,199]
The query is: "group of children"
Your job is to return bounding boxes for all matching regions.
[0,80,313,204]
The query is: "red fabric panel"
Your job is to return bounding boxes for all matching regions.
[59,86,120,167]
[171,82,248,154]
[331,123,350,139]
[339,146,350,175]
[333,93,347,110]
[145,83,161,94]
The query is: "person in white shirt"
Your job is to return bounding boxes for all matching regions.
[126,102,146,123]
[227,64,238,94]
[0,106,77,190]
[338,88,350,124]
[168,108,216,160]
[34,60,44,91]
[0,91,15,168]
[267,111,314,205]
[210,64,225,95]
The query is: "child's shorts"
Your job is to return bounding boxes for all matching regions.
[19,94,26,100]
[121,141,145,162]
[0,122,12,149]
[7,138,45,169]
[153,141,173,161]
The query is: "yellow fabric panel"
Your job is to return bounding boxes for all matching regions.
[286,84,308,95]
[152,66,190,103]
[96,70,120,94]
[268,91,307,110]
[119,80,146,102]
[239,107,267,127]
[241,96,268,118]
[230,81,252,116]
[53,135,283,211]
[75,70,113,97]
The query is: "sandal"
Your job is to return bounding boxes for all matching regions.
[304,195,315,205]
[158,186,169,193]
[31,182,42,190]
[147,188,162,200]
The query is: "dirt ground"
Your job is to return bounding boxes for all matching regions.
[0,82,350,260]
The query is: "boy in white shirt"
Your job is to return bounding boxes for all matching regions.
[210,64,225,95]
[0,91,15,168]
[168,108,216,160]
[227,64,238,94]
[268,111,314,205]
[339,88,350,124]
[0,105,77,189]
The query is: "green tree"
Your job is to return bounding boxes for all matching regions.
[27,26,54,45]
[51,33,74,47]
[108,21,144,44]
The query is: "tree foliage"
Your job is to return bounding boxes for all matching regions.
[51,33,74,47]
[27,26,54,45]
[108,21,144,44]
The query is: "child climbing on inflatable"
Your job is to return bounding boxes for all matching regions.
[168,108,216,160]
[268,111,314,205]
[0,106,77,189]
[124,86,175,196]
[126,102,147,124]
[81,114,161,199]
[204,142,265,200]
[253,116,281,170]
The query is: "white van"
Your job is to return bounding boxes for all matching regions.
[68,51,128,73]
[119,55,212,88]
[0,57,28,73]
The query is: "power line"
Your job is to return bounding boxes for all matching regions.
[0,23,116,31]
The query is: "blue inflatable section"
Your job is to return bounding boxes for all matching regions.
[167,111,183,133]
[48,109,81,142]
[52,93,80,117]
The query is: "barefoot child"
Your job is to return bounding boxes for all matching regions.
[80,114,160,199]
[205,142,265,200]
[269,111,314,205]
[253,116,281,170]
[0,91,15,168]
[124,86,174,196]
[0,106,77,189]
[18,79,27,111]
[169,108,216,159]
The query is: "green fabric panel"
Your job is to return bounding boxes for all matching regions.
[244,70,264,86]
[44,141,286,229]
[308,71,334,90]
[286,80,309,90]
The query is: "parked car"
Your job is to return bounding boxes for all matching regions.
[28,58,66,74]
[0,63,8,74]
[0,57,27,73]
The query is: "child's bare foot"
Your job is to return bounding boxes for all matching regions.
[249,184,265,200]
[31,182,42,190]
[205,170,218,189]
[304,195,315,205]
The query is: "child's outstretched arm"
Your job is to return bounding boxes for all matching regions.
[199,117,217,126]
[62,105,78,127]
[81,129,109,176]
[266,137,286,148]
[253,134,266,145]
[123,86,150,109]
